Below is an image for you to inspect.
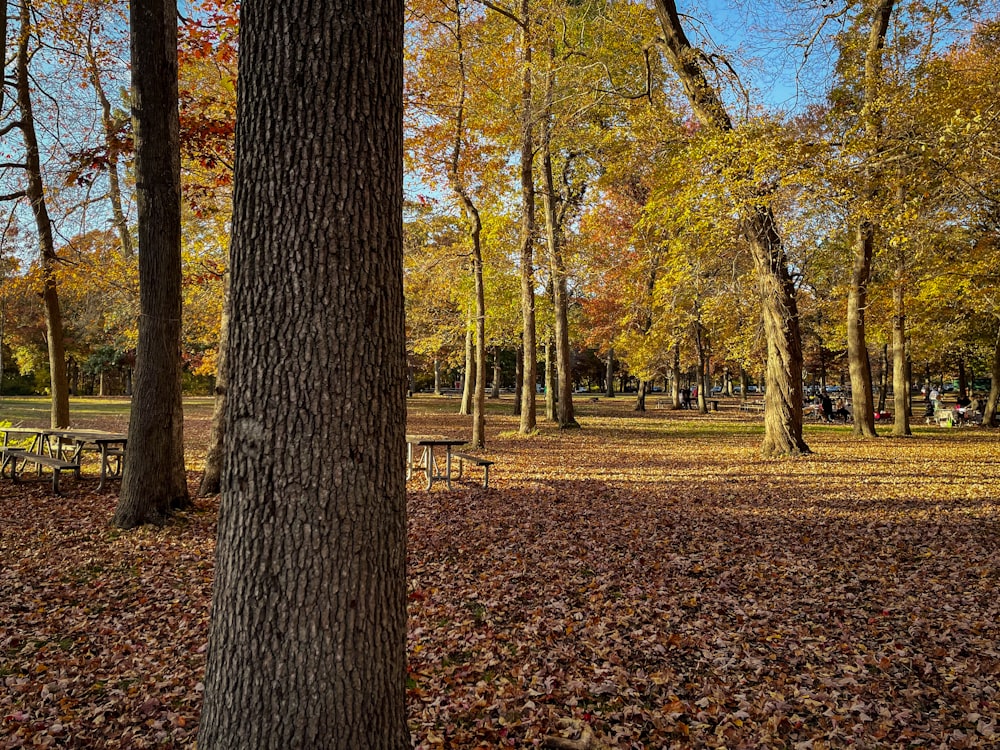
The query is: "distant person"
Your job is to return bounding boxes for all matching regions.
[821,393,834,422]
[929,386,941,411]
[834,397,850,422]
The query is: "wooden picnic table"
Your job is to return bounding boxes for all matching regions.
[406,434,465,490]
[0,426,127,491]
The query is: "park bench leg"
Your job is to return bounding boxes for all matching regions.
[482,464,489,488]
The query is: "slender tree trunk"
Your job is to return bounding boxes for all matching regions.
[444,2,485,447]
[892,259,910,435]
[848,0,894,439]
[459,324,474,415]
[113,0,188,527]
[540,62,577,429]
[671,345,681,408]
[958,357,968,399]
[517,0,536,433]
[198,0,409,745]
[544,339,556,421]
[15,0,70,429]
[512,342,523,417]
[694,322,707,414]
[847,224,877,436]
[490,348,501,399]
[433,358,441,395]
[199,271,230,496]
[740,367,749,402]
[85,30,133,258]
[984,323,1000,428]
[653,0,807,457]
[605,348,615,398]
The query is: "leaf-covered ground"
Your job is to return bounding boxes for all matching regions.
[3,397,999,748]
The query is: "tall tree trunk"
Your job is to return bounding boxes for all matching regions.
[848,0,894,439]
[984,322,1000,428]
[892,255,910,435]
[199,271,230,496]
[517,0,536,434]
[605,347,615,398]
[85,29,133,258]
[113,0,189,527]
[958,357,968,399]
[15,0,70,429]
[433,358,441,395]
[847,222,878,436]
[694,322,708,414]
[653,0,807,457]
[540,57,578,429]
[459,324,474,415]
[444,1,485,447]
[198,0,409,746]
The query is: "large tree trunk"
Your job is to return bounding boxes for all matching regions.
[517,0,537,434]
[199,271,230,496]
[15,0,70,429]
[198,0,409,746]
[653,0,807,457]
[113,0,188,527]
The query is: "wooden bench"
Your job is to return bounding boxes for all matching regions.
[739,401,765,413]
[451,452,494,488]
[6,450,80,493]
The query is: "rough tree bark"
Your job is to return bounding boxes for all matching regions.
[544,339,556,421]
[197,0,409,747]
[112,0,189,528]
[491,348,501,399]
[15,0,70,428]
[652,0,807,456]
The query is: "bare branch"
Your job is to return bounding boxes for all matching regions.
[0,191,27,202]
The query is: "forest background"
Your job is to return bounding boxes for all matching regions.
[2,0,1000,442]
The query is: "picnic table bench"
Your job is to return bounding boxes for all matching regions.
[1,448,80,493]
[451,452,494,488]
[739,400,765,413]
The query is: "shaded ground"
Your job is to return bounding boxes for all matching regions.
[2,396,998,747]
